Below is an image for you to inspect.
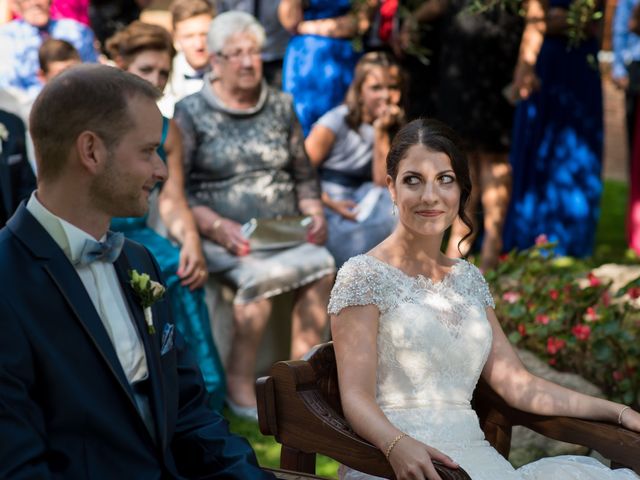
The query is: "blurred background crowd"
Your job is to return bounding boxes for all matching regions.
[0,0,636,418]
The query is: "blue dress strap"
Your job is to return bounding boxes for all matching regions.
[157,116,170,162]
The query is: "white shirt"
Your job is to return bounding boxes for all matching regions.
[158,53,207,118]
[26,193,149,384]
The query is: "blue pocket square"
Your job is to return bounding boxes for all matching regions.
[160,323,175,355]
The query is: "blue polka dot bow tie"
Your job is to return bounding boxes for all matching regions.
[77,231,125,266]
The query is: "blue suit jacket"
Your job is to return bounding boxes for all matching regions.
[0,110,36,227]
[0,205,275,479]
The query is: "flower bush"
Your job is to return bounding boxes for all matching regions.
[484,237,640,409]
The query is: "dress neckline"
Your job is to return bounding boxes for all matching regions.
[362,254,464,287]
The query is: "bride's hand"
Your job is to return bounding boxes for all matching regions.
[620,407,640,433]
[387,434,459,480]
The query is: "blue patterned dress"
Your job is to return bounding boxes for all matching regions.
[111,118,225,410]
[503,0,603,257]
[282,0,360,136]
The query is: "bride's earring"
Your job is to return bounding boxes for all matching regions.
[392,201,397,216]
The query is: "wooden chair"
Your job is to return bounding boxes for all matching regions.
[257,342,640,479]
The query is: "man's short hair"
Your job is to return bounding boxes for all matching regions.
[30,64,160,182]
[38,38,81,73]
[169,0,214,30]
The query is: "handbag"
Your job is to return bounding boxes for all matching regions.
[241,216,312,251]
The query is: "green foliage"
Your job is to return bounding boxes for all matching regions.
[469,0,600,48]
[486,240,640,409]
[227,411,340,478]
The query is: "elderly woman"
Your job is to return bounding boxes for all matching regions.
[174,11,335,418]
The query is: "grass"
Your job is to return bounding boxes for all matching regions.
[227,408,340,478]
[225,179,635,478]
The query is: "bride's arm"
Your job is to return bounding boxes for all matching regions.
[332,305,459,479]
[481,308,640,431]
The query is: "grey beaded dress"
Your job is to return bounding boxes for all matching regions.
[174,75,334,304]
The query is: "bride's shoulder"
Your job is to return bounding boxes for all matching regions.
[450,259,495,308]
[328,255,395,316]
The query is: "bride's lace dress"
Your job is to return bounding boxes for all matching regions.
[328,255,639,480]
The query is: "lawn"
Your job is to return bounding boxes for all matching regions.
[226,179,634,478]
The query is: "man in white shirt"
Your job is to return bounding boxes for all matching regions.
[158,0,213,117]
[0,64,275,480]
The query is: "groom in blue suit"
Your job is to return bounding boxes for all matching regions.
[0,65,275,479]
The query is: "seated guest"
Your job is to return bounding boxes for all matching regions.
[0,108,36,227]
[174,11,335,419]
[106,21,226,409]
[0,64,275,480]
[305,51,403,268]
[215,0,290,88]
[0,0,97,97]
[37,38,81,84]
[158,0,214,117]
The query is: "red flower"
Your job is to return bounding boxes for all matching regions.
[571,324,591,341]
[628,287,640,299]
[546,337,566,355]
[613,370,625,382]
[535,314,550,325]
[549,289,559,300]
[548,358,557,366]
[535,234,548,245]
[502,291,521,304]
[584,306,599,323]
[601,291,611,307]
[587,272,600,287]
[498,253,509,263]
[517,323,527,336]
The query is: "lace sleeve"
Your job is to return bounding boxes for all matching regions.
[468,263,496,308]
[328,256,391,316]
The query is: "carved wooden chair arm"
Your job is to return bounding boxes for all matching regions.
[257,360,472,480]
[474,381,640,474]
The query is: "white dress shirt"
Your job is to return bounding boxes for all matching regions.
[158,53,207,118]
[26,194,155,434]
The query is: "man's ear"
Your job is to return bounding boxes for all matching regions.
[76,131,107,174]
[37,69,47,85]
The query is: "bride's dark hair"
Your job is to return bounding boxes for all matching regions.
[386,118,473,253]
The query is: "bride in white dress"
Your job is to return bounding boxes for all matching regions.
[327,119,640,480]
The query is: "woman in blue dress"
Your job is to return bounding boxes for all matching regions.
[305,51,402,268]
[105,21,225,409]
[278,0,377,136]
[503,0,603,257]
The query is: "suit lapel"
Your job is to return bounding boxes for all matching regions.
[0,148,12,220]
[114,251,168,452]
[7,206,156,442]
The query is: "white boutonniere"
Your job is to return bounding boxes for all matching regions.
[0,122,8,154]
[128,269,166,334]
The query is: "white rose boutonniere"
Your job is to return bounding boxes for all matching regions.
[0,122,8,154]
[128,269,166,334]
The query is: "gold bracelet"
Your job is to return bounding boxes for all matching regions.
[618,406,631,425]
[384,432,407,461]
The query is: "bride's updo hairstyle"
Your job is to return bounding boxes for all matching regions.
[386,118,474,250]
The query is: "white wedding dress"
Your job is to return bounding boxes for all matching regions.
[327,255,639,480]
